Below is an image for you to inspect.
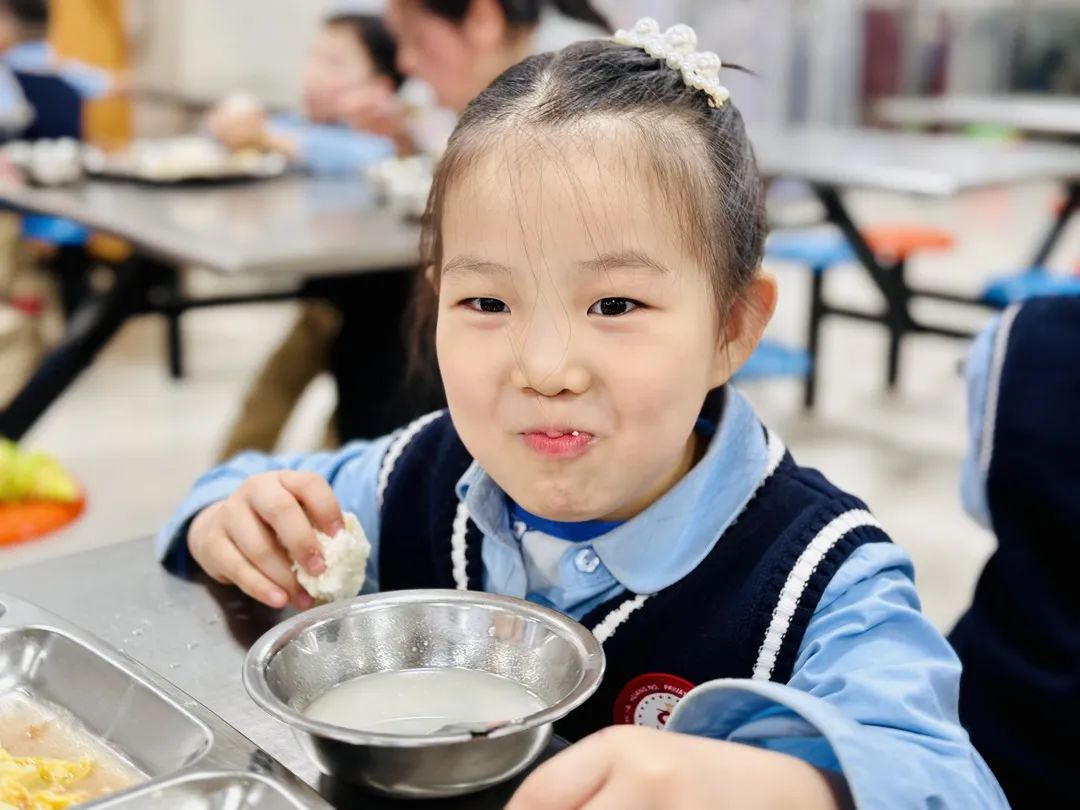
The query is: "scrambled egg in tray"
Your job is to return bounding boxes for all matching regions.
[0,748,92,810]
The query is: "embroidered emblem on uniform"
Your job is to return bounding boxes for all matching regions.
[614,673,695,728]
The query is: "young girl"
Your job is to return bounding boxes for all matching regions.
[159,20,1005,809]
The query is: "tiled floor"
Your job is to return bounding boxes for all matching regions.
[4,180,1077,633]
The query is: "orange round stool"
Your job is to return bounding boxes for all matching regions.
[863,226,955,261]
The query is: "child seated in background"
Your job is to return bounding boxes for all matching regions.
[951,296,1080,809]
[0,0,125,101]
[206,12,405,175]
[160,20,1005,808]
[208,11,407,460]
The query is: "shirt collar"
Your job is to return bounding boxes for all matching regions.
[455,387,779,593]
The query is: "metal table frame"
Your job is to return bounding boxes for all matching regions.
[800,179,1077,404]
[751,127,1080,403]
[0,176,420,440]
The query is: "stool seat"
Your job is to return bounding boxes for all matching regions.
[982,269,1080,308]
[862,226,955,260]
[765,232,854,270]
[21,214,89,247]
[735,340,811,381]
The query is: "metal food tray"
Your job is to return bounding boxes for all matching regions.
[84,163,288,186]
[0,592,331,809]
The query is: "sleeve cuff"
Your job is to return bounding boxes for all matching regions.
[666,679,1007,809]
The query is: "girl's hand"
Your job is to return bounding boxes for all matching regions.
[507,726,850,810]
[187,471,344,610]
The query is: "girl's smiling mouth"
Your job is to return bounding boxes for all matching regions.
[521,429,595,458]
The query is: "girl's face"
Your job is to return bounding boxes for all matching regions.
[302,25,381,122]
[435,129,768,522]
[387,0,514,113]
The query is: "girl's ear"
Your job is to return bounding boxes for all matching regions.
[425,264,438,291]
[709,270,778,387]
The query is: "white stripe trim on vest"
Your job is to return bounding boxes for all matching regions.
[592,594,650,645]
[590,427,782,647]
[979,304,1020,476]
[449,501,471,590]
[752,508,881,681]
[375,410,444,509]
[764,428,786,478]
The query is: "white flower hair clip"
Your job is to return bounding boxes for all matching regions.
[613,18,731,109]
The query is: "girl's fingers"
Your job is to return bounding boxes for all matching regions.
[246,478,326,575]
[224,506,312,610]
[279,471,344,537]
[213,538,288,609]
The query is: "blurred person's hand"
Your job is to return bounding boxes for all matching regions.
[337,84,408,141]
[206,95,269,152]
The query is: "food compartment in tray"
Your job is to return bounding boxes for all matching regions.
[0,625,213,805]
[91,772,319,810]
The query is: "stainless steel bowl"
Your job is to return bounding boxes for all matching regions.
[243,590,604,798]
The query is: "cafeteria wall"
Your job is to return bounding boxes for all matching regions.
[123,0,1078,139]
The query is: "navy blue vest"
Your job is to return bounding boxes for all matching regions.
[949,298,1080,808]
[379,405,891,742]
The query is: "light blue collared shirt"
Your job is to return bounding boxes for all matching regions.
[959,313,1009,530]
[266,112,394,176]
[3,41,113,100]
[157,388,1005,807]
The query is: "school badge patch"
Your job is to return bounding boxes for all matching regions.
[614,673,695,728]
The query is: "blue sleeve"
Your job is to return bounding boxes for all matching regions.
[667,542,1007,809]
[57,61,113,100]
[268,113,394,175]
[959,314,1005,530]
[154,433,395,593]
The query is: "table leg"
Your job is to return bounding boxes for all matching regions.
[161,266,184,380]
[49,245,93,320]
[813,185,915,393]
[804,268,825,409]
[1030,180,1078,268]
[0,257,154,441]
[886,258,909,390]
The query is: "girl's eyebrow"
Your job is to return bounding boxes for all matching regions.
[579,250,671,275]
[441,250,671,277]
[441,255,511,277]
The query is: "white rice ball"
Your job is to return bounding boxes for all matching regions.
[294,512,370,603]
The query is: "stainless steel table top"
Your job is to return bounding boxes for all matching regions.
[0,538,561,808]
[874,94,1080,137]
[0,174,420,277]
[750,126,1080,196]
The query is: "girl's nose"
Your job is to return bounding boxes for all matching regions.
[509,314,592,397]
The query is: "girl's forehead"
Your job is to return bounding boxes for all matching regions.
[443,131,691,259]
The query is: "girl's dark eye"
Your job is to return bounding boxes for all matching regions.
[465,297,509,313]
[588,298,641,316]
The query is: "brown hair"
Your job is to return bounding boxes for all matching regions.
[417,0,609,33]
[411,38,766,373]
[325,13,406,89]
[0,0,48,38]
